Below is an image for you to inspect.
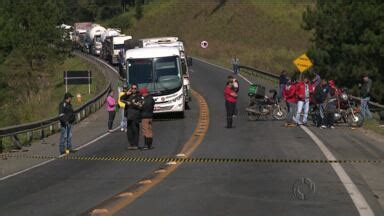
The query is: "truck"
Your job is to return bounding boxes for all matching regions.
[140,37,192,103]
[103,35,132,65]
[125,47,187,116]
[73,22,92,51]
[100,28,121,59]
[86,24,106,56]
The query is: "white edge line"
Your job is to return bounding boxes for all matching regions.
[192,57,253,84]
[0,128,120,182]
[195,57,374,216]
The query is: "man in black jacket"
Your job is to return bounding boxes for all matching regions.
[139,87,155,150]
[59,93,76,154]
[121,84,142,150]
[313,79,329,128]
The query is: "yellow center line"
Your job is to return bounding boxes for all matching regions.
[89,90,209,216]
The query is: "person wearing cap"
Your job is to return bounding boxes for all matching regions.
[118,86,129,132]
[59,92,76,154]
[139,87,155,150]
[360,74,373,119]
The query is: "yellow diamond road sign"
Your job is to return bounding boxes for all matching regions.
[293,54,313,73]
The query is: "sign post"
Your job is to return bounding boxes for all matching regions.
[63,70,92,94]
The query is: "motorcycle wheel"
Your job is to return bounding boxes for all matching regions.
[272,107,287,120]
[248,112,260,121]
[347,112,364,128]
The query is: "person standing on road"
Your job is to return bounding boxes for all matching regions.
[59,93,76,154]
[283,77,297,127]
[228,75,239,116]
[325,80,339,129]
[122,84,142,150]
[224,81,238,128]
[231,56,240,75]
[313,79,329,128]
[278,70,288,100]
[106,90,116,133]
[360,74,373,119]
[312,71,321,87]
[118,86,128,132]
[295,76,313,126]
[140,87,155,150]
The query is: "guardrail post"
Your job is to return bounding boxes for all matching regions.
[40,129,46,144]
[49,125,53,135]
[27,131,32,144]
[12,135,22,150]
[0,137,3,153]
[77,113,81,122]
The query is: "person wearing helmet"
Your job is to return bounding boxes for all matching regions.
[140,87,155,150]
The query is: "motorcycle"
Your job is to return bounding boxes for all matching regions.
[310,89,364,128]
[334,91,364,127]
[246,89,287,121]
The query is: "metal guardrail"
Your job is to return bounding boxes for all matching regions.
[238,65,384,110]
[0,52,112,153]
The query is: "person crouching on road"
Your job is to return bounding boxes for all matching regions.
[295,76,313,126]
[140,87,155,150]
[283,77,297,127]
[224,81,238,128]
[122,84,142,150]
[59,93,76,154]
[118,87,128,132]
[106,90,116,133]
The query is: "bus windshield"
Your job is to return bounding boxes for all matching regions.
[127,56,182,94]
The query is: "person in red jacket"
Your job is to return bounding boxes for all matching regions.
[283,77,297,126]
[295,76,313,125]
[224,81,238,128]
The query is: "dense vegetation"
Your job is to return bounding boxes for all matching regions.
[0,0,106,127]
[303,0,384,103]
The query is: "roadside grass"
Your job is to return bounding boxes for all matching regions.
[363,117,384,136]
[0,56,107,128]
[118,0,312,76]
[0,56,107,151]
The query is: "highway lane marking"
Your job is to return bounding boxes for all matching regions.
[301,126,374,216]
[88,90,210,216]
[193,57,374,216]
[0,127,119,182]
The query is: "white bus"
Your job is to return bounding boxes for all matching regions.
[125,47,186,116]
[140,37,192,103]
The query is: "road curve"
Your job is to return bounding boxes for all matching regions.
[0,57,383,216]
[115,58,384,215]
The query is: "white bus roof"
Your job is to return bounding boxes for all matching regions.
[125,47,180,59]
[143,41,184,51]
[113,35,132,44]
[141,37,179,44]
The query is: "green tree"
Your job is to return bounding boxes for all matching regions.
[303,1,384,103]
[135,0,144,20]
[0,0,70,105]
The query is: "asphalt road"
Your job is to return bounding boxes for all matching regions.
[0,57,383,215]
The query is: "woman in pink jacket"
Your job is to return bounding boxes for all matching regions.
[106,90,116,132]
